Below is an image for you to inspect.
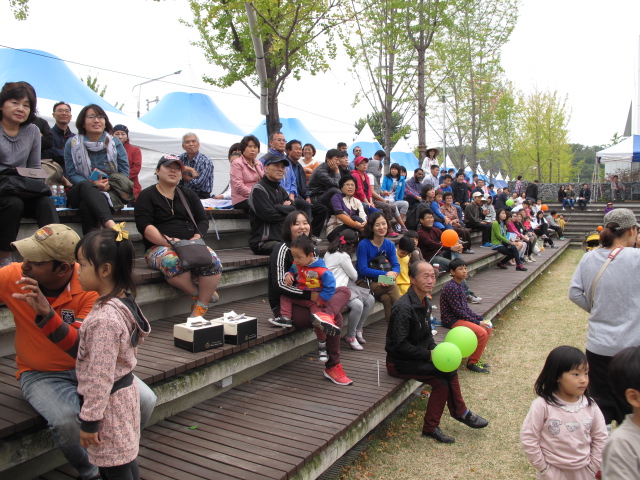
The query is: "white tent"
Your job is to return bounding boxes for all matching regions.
[596,135,640,176]
[348,124,383,159]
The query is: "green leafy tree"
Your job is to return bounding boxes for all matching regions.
[184,0,351,136]
[354,112,410,150]
[346,0,420,166]
[83,74,125,111]
[8,0,29,20]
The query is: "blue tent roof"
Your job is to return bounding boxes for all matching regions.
[0,48,120,113]
[139,92,244,135]
[390,151,419,172]
[250,118,327,151]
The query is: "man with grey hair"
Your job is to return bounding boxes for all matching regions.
[178,132,214,198]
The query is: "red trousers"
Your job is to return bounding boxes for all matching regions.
[290,286,350,369]
[450,320,490,364]
[387,360,467,433]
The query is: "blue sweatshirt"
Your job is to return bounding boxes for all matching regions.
[356,238,401,280]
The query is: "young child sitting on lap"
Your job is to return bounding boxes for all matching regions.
[395,236,416,295]
[439,258,492,374]
[603,346,640,479]
[277,235,340,335]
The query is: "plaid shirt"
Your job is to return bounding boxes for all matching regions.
[179,151,214,196]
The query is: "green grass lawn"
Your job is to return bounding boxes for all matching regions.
[339,248,588,480]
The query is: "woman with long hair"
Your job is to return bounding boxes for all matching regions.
[380,163,409,232]
[490,208,527,271]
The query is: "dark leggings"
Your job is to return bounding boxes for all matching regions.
[0,194,59,251]
[99,459,140,480]
[534,225,554,245]
[586,350,631,425]
[494,244,522,265]
[68,180,114,235]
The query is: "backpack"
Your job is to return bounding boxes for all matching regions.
[406,201,431,231]
[369,250,393,272]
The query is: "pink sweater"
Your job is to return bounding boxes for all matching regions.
[230,155,264,206]
[520,396,607,475]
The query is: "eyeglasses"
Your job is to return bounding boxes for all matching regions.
[87,115,105,121]
[54,109,71,114]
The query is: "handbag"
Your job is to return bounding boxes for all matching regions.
[369,250,392,272]
[0,167,51,199]
[166,188,213,269]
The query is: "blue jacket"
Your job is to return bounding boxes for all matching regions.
[356,238,401,280]
[289,257,336,303]
[381,175,406,202]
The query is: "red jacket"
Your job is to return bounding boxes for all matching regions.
[123,141,142,199]
[351,169,373,202]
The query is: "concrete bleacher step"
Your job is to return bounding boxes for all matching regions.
[4,238,572,480]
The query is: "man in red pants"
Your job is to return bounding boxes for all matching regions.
[385,261,488,443]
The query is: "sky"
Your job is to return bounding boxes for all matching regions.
[1,0,639,150]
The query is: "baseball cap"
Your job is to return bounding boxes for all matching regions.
[12,225,80,264]
[156,154,184,170]
[263,156,291,167]
[603,208,640,230]
[354,156,369,166]
[472,191,483,198]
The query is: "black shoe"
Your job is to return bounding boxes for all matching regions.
[467,362,490,374]
[496,262,508,270]
[422,427,455,443]
[455,410,489,429]
[268,316,293,327]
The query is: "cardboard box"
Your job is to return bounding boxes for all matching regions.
[211,313,258,346]
[173,319,224,353]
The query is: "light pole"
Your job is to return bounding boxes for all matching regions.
[132,70,182,118]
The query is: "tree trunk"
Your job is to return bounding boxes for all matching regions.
[265,86,282,138]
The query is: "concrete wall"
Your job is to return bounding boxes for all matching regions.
[506,181,640,202]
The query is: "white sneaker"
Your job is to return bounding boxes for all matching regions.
[318,341,328,362]
[528,256,536,262]
[344,336,363,351]
[355,331,366,344]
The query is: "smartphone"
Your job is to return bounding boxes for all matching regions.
[89,169,109,181]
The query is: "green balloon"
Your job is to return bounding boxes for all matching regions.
[431,342,462,372]
[505,198,515,206]
[445,326,478,358]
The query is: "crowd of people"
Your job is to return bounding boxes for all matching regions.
[3,79,637,479]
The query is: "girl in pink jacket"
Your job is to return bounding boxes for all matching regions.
[521,346,608,479]
[76,226,150,479]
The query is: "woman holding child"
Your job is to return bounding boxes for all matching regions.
[569,208,640,425]
[267,211,352,385]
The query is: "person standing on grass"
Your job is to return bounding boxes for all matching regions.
[386,261,489,444]
[520,346,607,480]
[439,258,492,374]
[569,208,640,426]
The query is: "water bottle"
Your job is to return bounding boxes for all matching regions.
[50,185,59,206]
[58,187,66,207]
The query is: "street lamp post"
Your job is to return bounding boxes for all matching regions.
[132,70,182,118]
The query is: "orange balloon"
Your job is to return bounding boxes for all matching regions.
[441,229,459,247]
[597,225,604,232]
[541,204,548,211]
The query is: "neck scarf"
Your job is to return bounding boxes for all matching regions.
[70,133,118,179]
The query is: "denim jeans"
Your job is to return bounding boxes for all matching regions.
[21,370,157,480]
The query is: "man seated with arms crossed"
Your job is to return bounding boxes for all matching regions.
[385,261,488,443]
[179,132,214,198]
[0,225,156,480]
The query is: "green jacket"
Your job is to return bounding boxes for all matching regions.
[491,220,509,246]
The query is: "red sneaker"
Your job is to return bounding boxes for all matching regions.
[312,312,341,336]
[387,231,399,237]
[324,363,353,385]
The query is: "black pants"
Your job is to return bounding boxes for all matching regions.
[233,199,249,211]
[494,244,522,265]
[577,199,589,210]
[68,180,114,235]
[466,221,491,244]
[99,459,140,480]
[548,225,563,238]
[307,200,328,237]
[534,225,554,245]
[586,350,631,425]
[0,194,59,251]
[312,187,341,214]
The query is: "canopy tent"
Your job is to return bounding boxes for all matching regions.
[139,92,244,136]
[596,135,640,175]
[250,118,327,151]
[389,137,419,173]
[348,124,382,159]
[0,48,234,194]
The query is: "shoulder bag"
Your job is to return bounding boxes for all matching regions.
[0,167,51,199]
[589,246,623,309]
[166,188,213,269]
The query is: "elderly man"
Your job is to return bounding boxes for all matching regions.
[465,191,492,247]
[249,156,311,255]
[178,132,214,198]
[45,101,75,169]
[0,225,156,480]
[386,261,488,443]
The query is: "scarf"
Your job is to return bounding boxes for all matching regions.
[70,133,118,179]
